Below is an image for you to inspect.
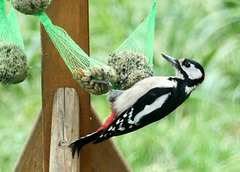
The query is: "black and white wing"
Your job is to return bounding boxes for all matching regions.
[93,87,173,143]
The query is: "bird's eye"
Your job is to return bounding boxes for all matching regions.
[184,62,191,68]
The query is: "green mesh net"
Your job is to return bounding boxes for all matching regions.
[0,0,25,50]
[112,1,156,66]
[108,1,156,90]
[0,0,28,85]
[36,1,156,94]
[37,12,115,95]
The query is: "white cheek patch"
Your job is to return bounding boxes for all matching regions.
[182,65,202,80]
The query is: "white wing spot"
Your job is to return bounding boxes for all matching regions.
[108,126,113,131]
[129,125,133,129]
[128,109,134,124]
[118,126,125,131]
[123,114,127,118]
[128,119,134,124]
[116,119,120,124]
[128,109,133,119]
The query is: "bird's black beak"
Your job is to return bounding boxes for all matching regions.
[161,54,180,69]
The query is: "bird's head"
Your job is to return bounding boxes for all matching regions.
[161,54,205,88]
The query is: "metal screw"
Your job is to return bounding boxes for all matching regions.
[58,140,67,148]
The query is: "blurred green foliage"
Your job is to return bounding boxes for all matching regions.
[0,0,240,171]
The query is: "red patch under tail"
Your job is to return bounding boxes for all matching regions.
[97,104,117,131]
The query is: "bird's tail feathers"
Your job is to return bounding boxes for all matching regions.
[68,130,102,158]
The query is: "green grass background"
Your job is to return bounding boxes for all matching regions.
[0,0,240,171]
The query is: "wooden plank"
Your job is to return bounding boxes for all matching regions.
[13,111,43,172]
[13,106,132,172]
[41,0,91,171]
[91,106,132,172]
[13,105,132,172]
[49,88,80,172]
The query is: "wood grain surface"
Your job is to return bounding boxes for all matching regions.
[41,0,91,171]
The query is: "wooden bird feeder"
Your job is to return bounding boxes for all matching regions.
[12,0,132,171]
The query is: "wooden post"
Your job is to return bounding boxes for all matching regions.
[13,0,132,171]
[49,88,80,171]
[41,0,91,171]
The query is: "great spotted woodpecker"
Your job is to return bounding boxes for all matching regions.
[69,54,205,158]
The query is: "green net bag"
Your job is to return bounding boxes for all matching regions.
[36,1,156,94]
[108,1,156,90]
[37,12,115,95]
[0,0,28,84]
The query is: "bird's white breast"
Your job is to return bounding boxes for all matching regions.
[113,77,177,115]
